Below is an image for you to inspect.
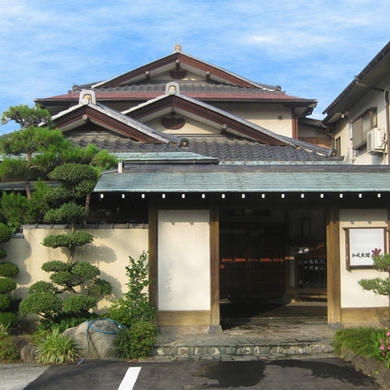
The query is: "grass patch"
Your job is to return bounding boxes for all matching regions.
[333,326,385,358]
[35,327,79,364]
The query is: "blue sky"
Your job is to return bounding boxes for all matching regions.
[0,0,389,134]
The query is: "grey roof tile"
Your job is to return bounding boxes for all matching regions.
[67,130,338,162]
[94,164,390,193]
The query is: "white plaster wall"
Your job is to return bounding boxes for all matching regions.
[158,210,210,311]
[148,116,220,135]
[334,74,390,165]
[3,227,149,310]
[339,209,389,308]
[213,103,293,137]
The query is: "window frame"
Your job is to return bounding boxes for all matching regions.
[351,107,377,149]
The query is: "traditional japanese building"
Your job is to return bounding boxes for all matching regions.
[25,44,390,331]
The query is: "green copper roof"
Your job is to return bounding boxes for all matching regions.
[94,166,390,193]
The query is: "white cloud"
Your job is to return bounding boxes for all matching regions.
[0,0,389,132]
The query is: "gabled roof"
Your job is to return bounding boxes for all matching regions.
[51,87,333,161]
[36,45,317,117]
[123,83,331,155]
[90,45,277,90]
[51,96,180,145]
[323,41,390,123]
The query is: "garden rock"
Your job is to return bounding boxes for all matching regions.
[63,320,120,360]
[20,344,36,363]
[14,335,36,363]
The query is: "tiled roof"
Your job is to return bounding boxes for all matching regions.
[67,130,338,162]
[43,82,312,104]
[323,41,390,121]
[94,163,390,193]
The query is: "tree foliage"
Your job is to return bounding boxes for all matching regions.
[42,231,93,263]
[1,104,53,129]
[44,203,88,227]
[0,224,18,327]
[1,104,118,330]
[0,181,50,229]
[107,251,155,328]
[359,249,390,297]
[0,105,72,199]
[19,260,112,326]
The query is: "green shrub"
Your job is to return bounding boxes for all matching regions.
[35,327,79,364]
[63,295,96,314]
[0,324,19,363]
[0,277,16,294]
[107,251,155,328]
[0,223,12,243]
[0,294,10,311]
[0,263,19,277]
[0,312,17,328]
[0,248,7,260]
[42,231,93,251]
[72,262,100,280]
[42,260,71,273]
[44,202,88,225]
[50,271,74,286]
[19,293,63,320]
[28,281,59,294]
[333,326,384,357]
[371,329,390,368]
[57,315,98,333]
[114,321,157,359]
[87,279,112,296]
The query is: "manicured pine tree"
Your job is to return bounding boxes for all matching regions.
[0,223,18,327]
[0,104,73,199]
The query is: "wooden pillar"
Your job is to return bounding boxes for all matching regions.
[148,194,158,315]
[326,207,341,323]
[210,201,220,326]
[291,108,299,139]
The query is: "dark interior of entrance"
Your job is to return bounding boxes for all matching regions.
[219,206,327,324]
[220,223,285,303]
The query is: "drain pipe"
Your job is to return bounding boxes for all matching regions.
[385,84,390,165]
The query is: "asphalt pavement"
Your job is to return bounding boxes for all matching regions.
[1,357,381,390]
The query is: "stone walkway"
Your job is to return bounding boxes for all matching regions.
[153,320,337,361]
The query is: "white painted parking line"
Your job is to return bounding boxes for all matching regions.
[118,367,141,390]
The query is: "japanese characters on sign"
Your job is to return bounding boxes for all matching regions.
[345,228,387,269]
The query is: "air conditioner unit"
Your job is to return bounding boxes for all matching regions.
[367,128,386,154]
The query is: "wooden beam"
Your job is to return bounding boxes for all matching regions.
[326,207,341,323]
[341,307,390,325]
[210,200,220,326]
[148,195,158,317]
[158,310,211,326]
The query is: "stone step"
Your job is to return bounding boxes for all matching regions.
[153,322,335,360]
[153,339,334,360]
[221,316,327,326]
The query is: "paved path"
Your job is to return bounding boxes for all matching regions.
[2,357,381,390]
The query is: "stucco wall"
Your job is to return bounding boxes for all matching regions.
[333,73,390,165]
[3,226,149,311]
[158,209,210,311]
[215,103,293,137]
[339,209,389,308]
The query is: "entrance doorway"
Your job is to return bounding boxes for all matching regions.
[218,207,328,324]
[220,223,285,303]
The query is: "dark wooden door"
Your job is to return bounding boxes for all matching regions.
[220,224,285,302]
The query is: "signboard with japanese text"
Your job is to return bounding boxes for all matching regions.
[345,227,387,270]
